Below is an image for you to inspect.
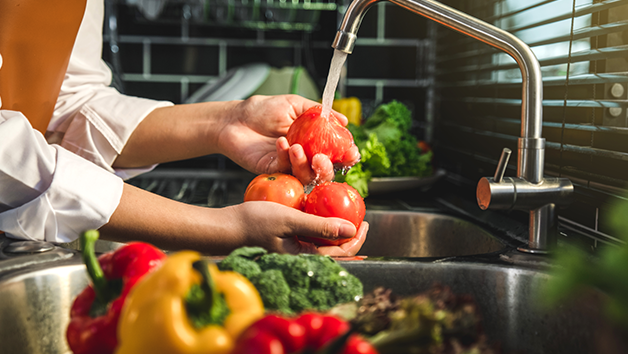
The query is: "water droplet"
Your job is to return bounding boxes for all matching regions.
[338,270,347,277]
[307,271,314,277]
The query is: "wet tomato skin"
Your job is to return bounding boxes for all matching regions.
[244,173,305,210]
[300,182,366,246]
[286,105,355,165]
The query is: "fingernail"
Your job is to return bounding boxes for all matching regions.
[278,137,289,149]
[339,223,356,238]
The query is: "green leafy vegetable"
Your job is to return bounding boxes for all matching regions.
[363,100,412,135]
[543,193,628,329]
[218,247,363,314]
[337,100,433,197]
[358,133,391,177]
[336,163,371,198]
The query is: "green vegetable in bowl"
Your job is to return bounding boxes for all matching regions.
[337,100,433,198]
[218,247,363,314]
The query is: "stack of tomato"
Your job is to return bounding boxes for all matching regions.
[244,105,366,246]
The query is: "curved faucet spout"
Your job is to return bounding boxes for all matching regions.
[334,0,574,253]
[333,0,544,182]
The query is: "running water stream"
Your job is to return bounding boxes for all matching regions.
[321,49,348,119]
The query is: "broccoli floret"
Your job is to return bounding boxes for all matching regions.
[309,288,335,309]
[219,248,364,314]
[258,253,311,289]
[218,255,262,279]
[218,246,266,279]
[307,255,346,288]
[332,271,364,304]
[289,287,314,313]
[227,246,268,259]
[250,269,292,314]
[302,255,363,310]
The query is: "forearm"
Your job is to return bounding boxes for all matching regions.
[112,101,237,168]
[98,183,246,254]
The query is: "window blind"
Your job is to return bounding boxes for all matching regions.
[435,0,628,247]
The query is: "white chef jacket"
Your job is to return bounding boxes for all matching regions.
[0,0,173,243]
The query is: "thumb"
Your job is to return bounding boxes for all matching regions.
[288,212,357,241]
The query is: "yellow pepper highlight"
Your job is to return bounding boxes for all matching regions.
[333,97,362,126]
[115,251,264,354]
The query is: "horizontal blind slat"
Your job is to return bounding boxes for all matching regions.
[440,20,628,63]
[439,144,628,189]
[447,115,628,135]
[440,121,628,162]
[438,0,626,52]
[440,73,628,88]
[485,0,557,22]
[509,0,625,33]
[438,45,628,75]
[446,97,628,108]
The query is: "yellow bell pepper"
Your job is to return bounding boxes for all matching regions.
[115,251,264,354]
[333,97,363,126]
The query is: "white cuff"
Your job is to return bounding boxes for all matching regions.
[0,147,123,243]
[53,89,172,179]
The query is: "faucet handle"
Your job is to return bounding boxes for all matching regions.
[493,148,511,183]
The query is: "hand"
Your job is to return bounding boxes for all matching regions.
[218,95,360,185]
[224,201,369,256]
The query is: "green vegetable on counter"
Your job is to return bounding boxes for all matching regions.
[218,247,364,314]
[337,100,433,198]
[543,192,628,329]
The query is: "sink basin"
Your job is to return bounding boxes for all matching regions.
[55,210,509,258]
[0,259,88,354]
[0,255,624,354]
[359,211,507,258]
[342,260,625,354]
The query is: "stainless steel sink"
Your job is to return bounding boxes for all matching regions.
[0,255,624,354]
[55,210,508,258]
[343,260,626,354]
[0,259,88,354]
[359,211,507,258]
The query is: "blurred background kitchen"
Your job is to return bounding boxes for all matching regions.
[107,0,628,253]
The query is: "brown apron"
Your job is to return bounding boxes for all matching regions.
[0,0,87,134]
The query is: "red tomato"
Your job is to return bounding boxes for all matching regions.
[286,105,355,166]
[299,182,366,246]
[244,173,305,210]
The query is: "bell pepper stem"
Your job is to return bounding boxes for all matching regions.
[80,230,112,303]
[192,260,221,319]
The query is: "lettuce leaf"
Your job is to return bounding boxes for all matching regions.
[338,100,433,197]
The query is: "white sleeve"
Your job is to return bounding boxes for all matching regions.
[50,0,174,180]
[0,111,123,243]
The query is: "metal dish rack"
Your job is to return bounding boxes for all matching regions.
[127,168,256,207]
[123,0,337,31]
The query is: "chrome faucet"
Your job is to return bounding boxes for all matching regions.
[332,0,574,253]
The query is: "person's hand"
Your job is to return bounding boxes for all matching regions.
[223,201,369,256]
[218,95,360,185]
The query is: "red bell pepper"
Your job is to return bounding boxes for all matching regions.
[232,313,378,354]
[66,230,166,354]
